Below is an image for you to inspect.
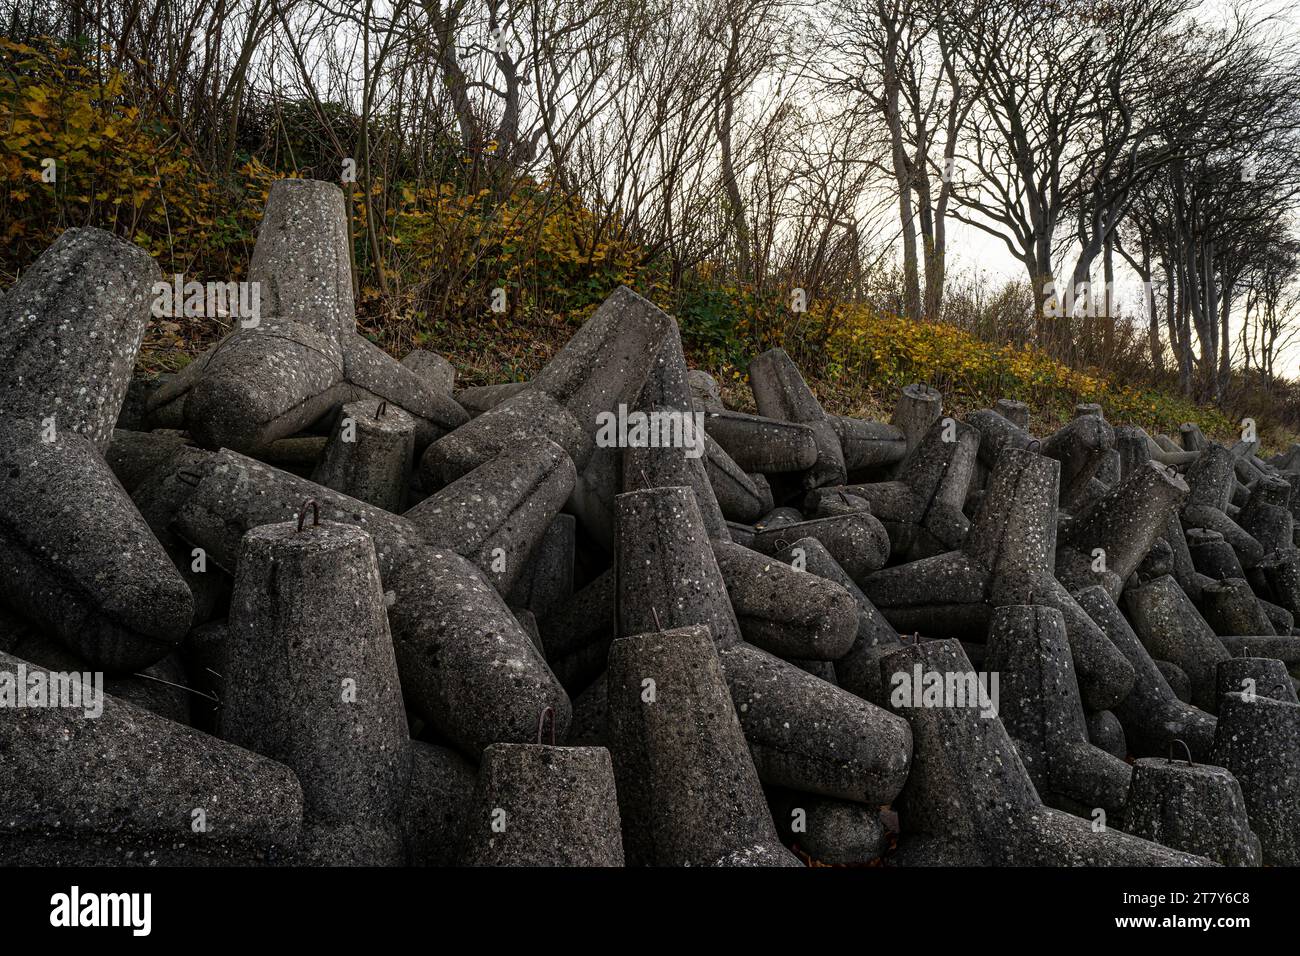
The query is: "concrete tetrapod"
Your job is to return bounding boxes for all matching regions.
[222,519,410,864]
[459,736,624,866]
[984,606,1131,819]
[1040,413,1115,513]
[1198,578,1275,637]
[1212,692,1300,865]
[704,437,774,524]
[606,626,800,867]
[421,286,673,486]
[400,349,456,392]
[171,449,570,756]
[1122,575,1231,713]
[842,415,978,562]
[148,180,467,453]
[1055,461,1189,598]
[748,347,848,489]
[889,383,943,471]
[506,513,576,620]
[1075,586,1217,759]
[615,482,860,660]
[614,486,911,804]
[1183,443,1264,570]
[965,408,1038,472]
[0,227,193,671]
[0,651,302,864]
[1259,548,1300,616]
[879,639,1212,866]
[862,447,1135,711]
[403,437,577,595]
[538,569,616,693]
[688,369,725,412]
[721,640,912,803]
[1237,474,1294,555]
[994,398,1031,430]
[312,398,417,512]
[831,415,908,472]
[713,540,860,660]
[1216,656,1298,704]
[400,740,476,865]
[747,510,891,582]
[703,409,820,474]
[1186,528,1247,581]
[620,318,729,541]
[1122,752,1261,866]
[771,537,902,704]
[766,787,888,864]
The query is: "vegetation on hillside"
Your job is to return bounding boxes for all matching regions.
[0,28,1292,448]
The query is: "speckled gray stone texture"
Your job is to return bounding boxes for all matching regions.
[459,743,624,866]
[313,398,417,512]
[1216,656,1297,704]
[880,639,1210,866]
[606,625,795,866]
[1213,692,1300,865]
[748,348,846,489]
[713,538,858,660]
[171,449,569,756]
[0,418,193,670]
[984,605,1130,817]
[222,520,409,863]
[405,438,576,594]
[1123,575,1231,712]
[0,650,301,864]
[0,227,159,450]
[1075,585,1216,758]
[844,415,977,561]
[1123,757,1260,866]
[1056,461,1189,597]
[616,485,743,649]
[720,641,911,803]
[703,409,819,473]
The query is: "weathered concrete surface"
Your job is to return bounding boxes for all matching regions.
[0,228,194,672]
[1123,575,1231,713]
[459,743,624,866]
[748,348,847,489]
[147,180,468,455]
[1213,692,1300,865]
[844,416,977,561]
[862,448,1134,712]
[606,626,797,867]
[984,605,1131,818]
[171,450,570,757]
[721,642,912,804]
[1056,462,1189,597]
[0,420,194,671]
[0,650,302,864]
[421,286,672,484]
[1123,757,1261,866]
[0,228,160,450]
[223,520,409,864]
[313,398,417,512]
[880,639,1211,866]
[1076,586,1217,759]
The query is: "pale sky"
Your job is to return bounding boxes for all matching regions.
[939,0,1300,378]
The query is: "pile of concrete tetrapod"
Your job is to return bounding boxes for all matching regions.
[2,178,1296,867]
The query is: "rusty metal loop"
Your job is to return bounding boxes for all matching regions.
[375,400,388,420]
[1167,738,1194,766]
[297,499,320,532]
[537,706,556,746]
